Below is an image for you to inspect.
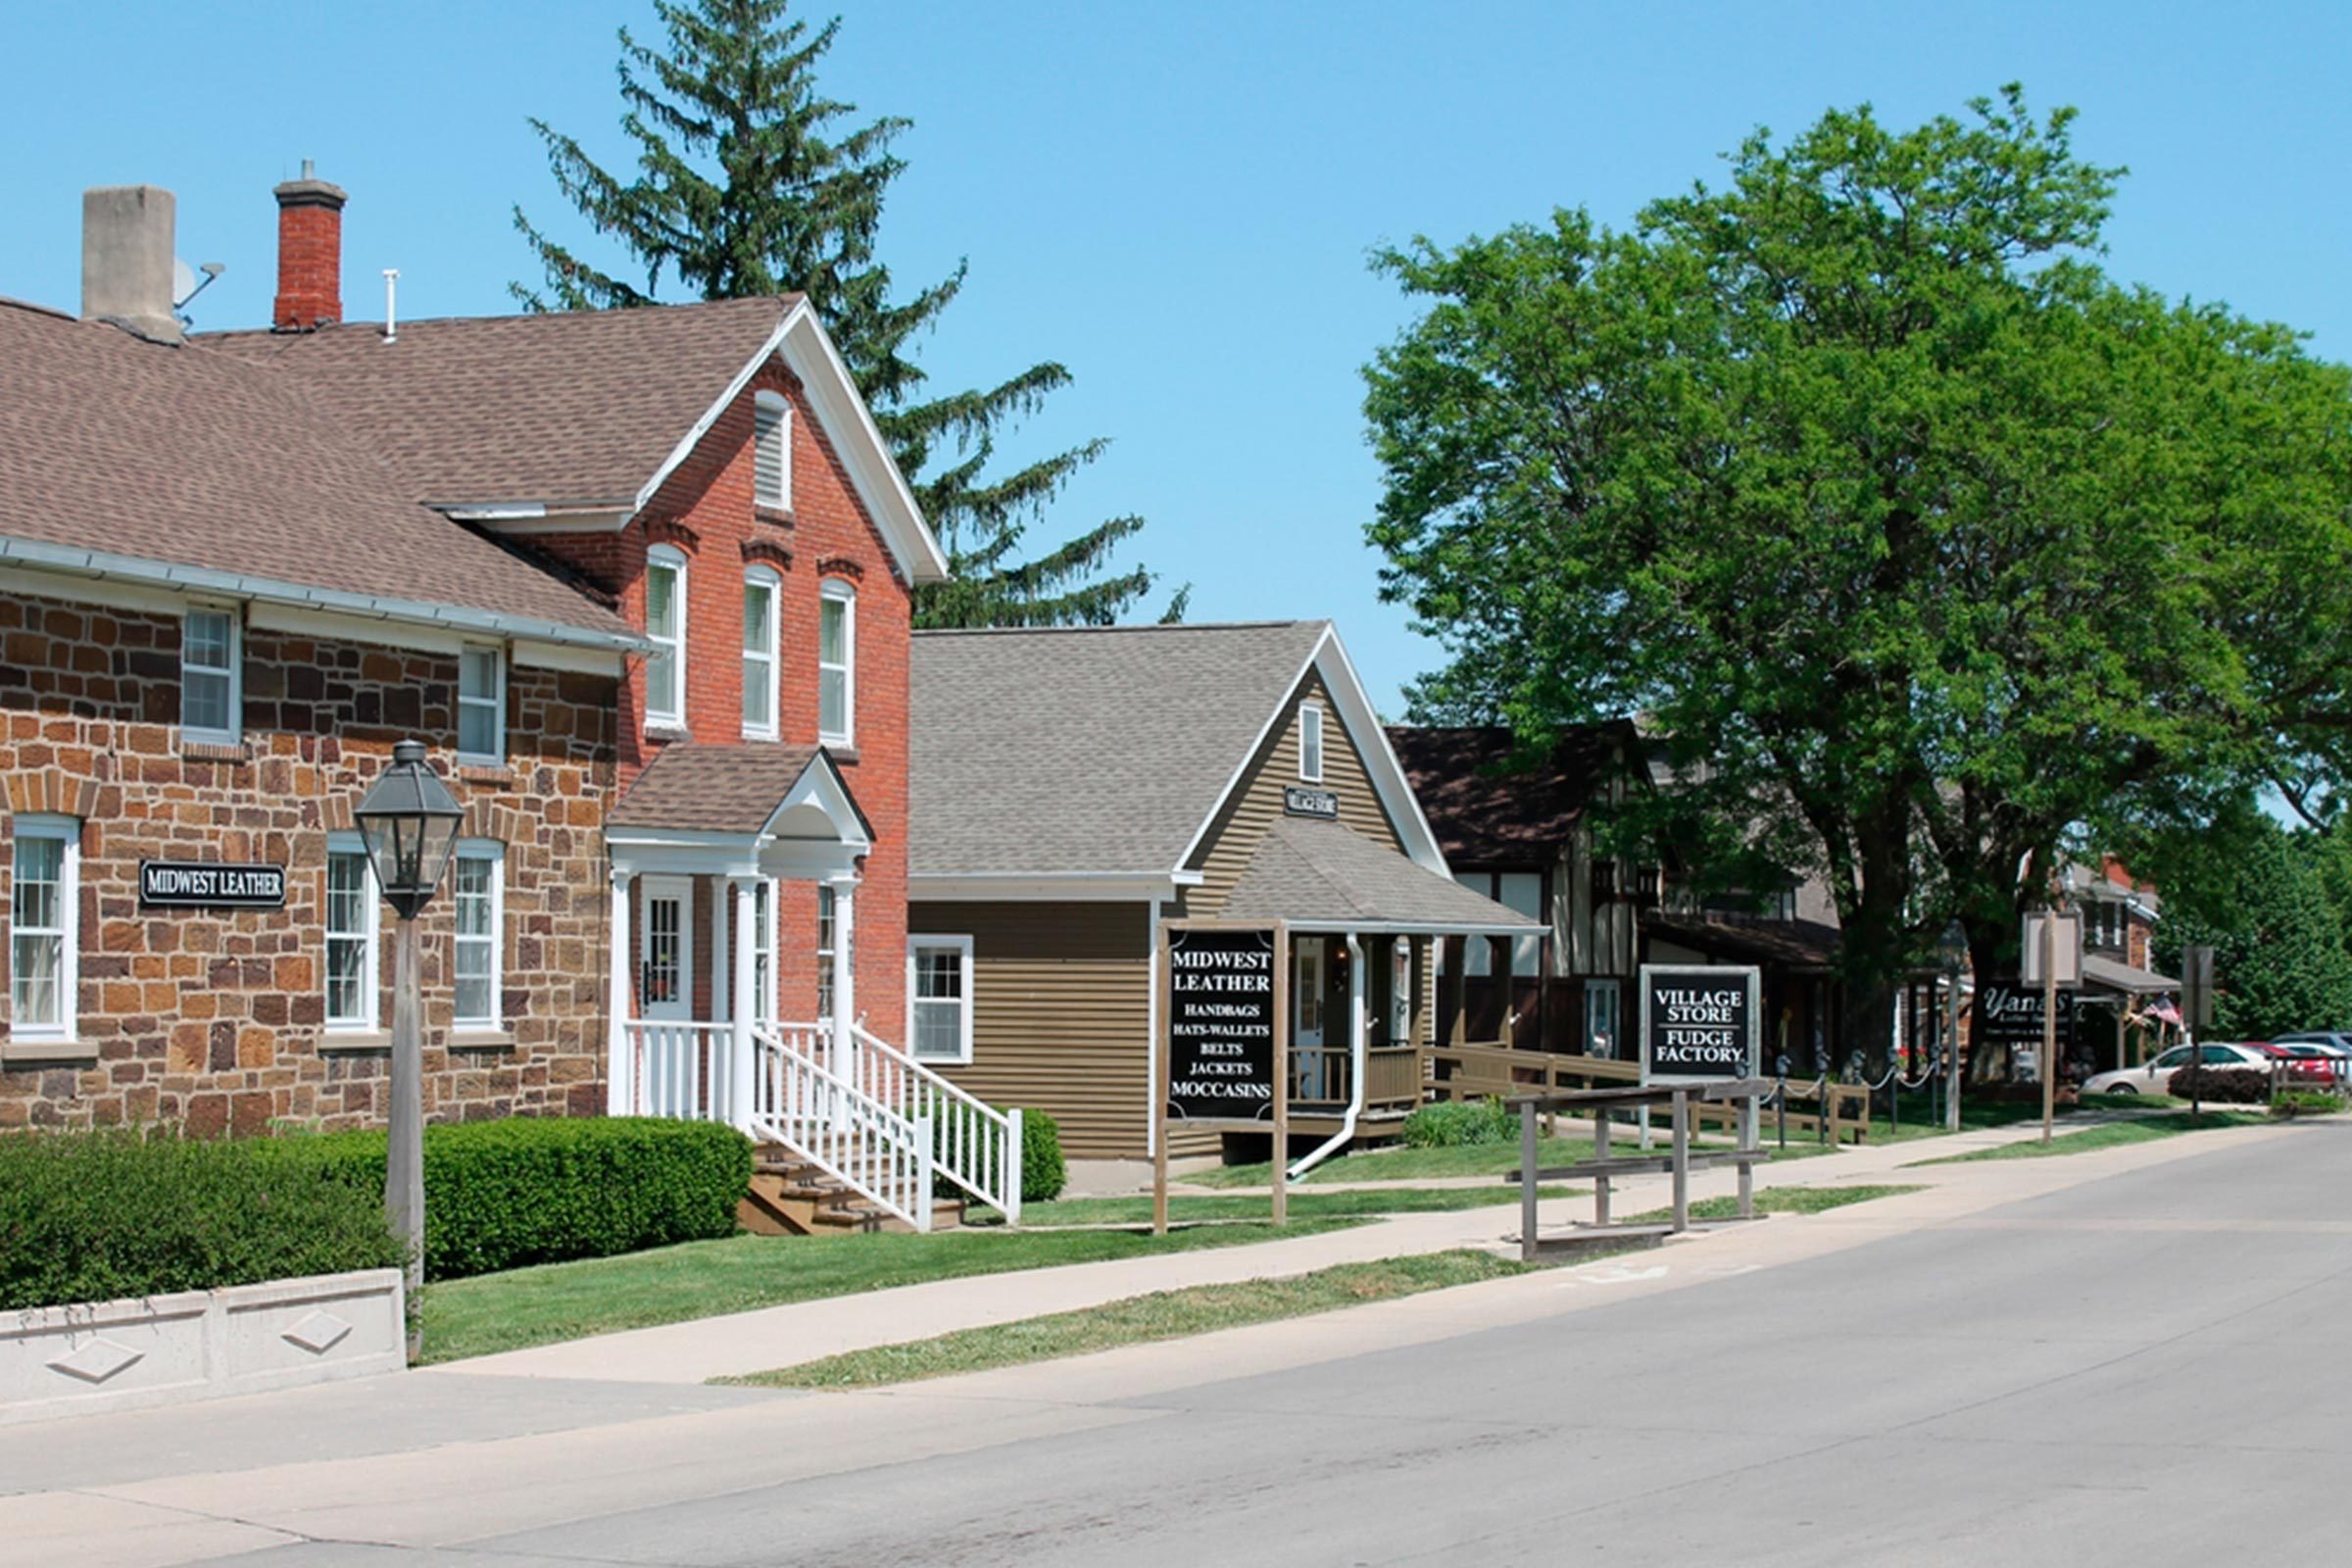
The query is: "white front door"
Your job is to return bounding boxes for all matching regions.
[1295,936,1327,1099]
[640,877,694,1021]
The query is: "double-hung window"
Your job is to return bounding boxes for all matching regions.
[645,546,688,730]
[458,646,505,763]
[818,580,855,746]
[324,833,379,1033]
[181,607,240,746]
[1298,702,1324,782]
[906,936,974,1064]
[742,569,779,739]
[817,884,854,1022]
[452,842,504,1031]
[753,880,775,1025]
[10,817,77,1044]
[754,390,792,510]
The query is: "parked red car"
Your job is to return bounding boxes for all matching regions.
[2259,1040,2349,1083]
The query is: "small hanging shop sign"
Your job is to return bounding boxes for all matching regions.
[1640,963,1761,1085]
[1155,918,1291,1232]
[139,860,287,909]
[1282,785,1340,820]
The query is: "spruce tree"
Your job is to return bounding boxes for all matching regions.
[514,0,1181,625]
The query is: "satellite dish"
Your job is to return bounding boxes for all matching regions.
[172,258,225,314]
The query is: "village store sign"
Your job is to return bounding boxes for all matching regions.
[138,860,287,909]
[1155,919,1292,1231]
[1640,964,1762,1085]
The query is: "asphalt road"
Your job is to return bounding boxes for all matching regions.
[35,1120,2352,1567]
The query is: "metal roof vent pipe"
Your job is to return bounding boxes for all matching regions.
[382,268,399,344]
[81,185,183,344]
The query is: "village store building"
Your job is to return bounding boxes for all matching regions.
[906,621,1539,1164]
[0,175,946,1151]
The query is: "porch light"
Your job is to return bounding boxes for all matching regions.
[355,739,464,918]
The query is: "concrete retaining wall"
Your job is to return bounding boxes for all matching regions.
[0,1267,405,1425]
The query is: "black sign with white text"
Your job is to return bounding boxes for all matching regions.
[1641,964,1760,1084]
[1165,927,1280,1122]
[1974,981,2079,1049]
[1283,786,1340,820]
[139,860,287,909]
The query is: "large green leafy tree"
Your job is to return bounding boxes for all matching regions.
[2149,814,2352,1038]
[1363,87,2352,1064]
[514,0,1180,625]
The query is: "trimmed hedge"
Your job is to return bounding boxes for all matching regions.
[0,1130,405,1312]
[1401,1098,1514,1149]
[300,1117,754,1281]
[1020,1108,1066,1203]
[2167,1066,2271,1104]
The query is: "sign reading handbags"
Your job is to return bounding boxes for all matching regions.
[1283,785,1340,820]
[1641,963,1761,1085]
[139,860,287,909]
[1974,981,2079,1048]
[1164,925,1281,1122]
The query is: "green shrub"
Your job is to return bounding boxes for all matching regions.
[1018,1108,1066,1203]
[2167,1066,2271,1104]
[1401,1098,1515,1148]
[0,1130,405,1312]
[2272,1089,2346,1117]
[298,1117,753,1281]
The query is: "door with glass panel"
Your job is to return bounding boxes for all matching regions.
[638,877,693,1022]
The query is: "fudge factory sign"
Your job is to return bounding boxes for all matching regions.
[139,860,288,909]
[1640,964,1761,1085]
[1163,924,1282,1124]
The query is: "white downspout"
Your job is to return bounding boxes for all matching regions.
[1288,930,1368,1181]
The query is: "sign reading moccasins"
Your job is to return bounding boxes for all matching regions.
[1164,925,1281,1122]
[1640,964,1760,1085]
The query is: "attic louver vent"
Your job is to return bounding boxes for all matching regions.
[754,393,789,509]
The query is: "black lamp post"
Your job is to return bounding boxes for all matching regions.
[353,738,463,1354]
[1936,922,1968,1132]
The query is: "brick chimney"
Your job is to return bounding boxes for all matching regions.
[271,159,346,331]
[81,185,182,343]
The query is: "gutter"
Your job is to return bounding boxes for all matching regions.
[1288,930,1368,1182]
[0,534,649,656]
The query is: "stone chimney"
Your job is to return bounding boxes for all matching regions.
[271,159,346,331]
[81,185,182,344]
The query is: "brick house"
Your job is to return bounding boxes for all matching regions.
[0,174,947,1155]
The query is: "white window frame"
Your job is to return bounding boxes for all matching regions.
[1298,701,1325,783]
[817,883,839,1022]
[180,605,241,748]
[451,841,505,1031]
[323,831,380,1034]
[754,878,776,1025]
[818,578,856,748]
[645,545,689,731]
[754,389,793,511]
[9,815,78,1044]
[457,644,506,765]
[742,567,780,740]
[906,934,975,1065]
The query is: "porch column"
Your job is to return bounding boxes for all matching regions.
[730,876,757,1132]
[607,868,634,1116]
[1408,935,1429,1052]
[829,877,857,1085]
[1347,931,1367,1111]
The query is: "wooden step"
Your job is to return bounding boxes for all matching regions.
[737,1166,966,1237]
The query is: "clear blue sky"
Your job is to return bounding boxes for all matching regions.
[6,1,2348,714]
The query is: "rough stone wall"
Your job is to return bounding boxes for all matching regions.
[0,590,617,1132]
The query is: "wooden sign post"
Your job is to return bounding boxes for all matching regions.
[1154,918,1290,1236]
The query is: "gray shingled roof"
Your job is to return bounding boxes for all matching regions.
[909,621,1332,876]
[200,296,798,507]
[608,743,869,837]
[1222,818,1542,931]
[0,299,634,643]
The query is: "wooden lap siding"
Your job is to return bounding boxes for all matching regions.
[912,900,1152,1160]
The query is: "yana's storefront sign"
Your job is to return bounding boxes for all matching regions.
[1155,918,1291,1233]
[1974,981,2079,1049]
[1640,964,1761,1085]
[139,860,287,909]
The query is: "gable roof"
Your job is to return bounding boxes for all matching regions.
[1387,724,1627,866]
[606,742,871,841]
[1222,818,1542,934]
[909,620,1447,881]
[201,296,948,584]
[0,299,637,649]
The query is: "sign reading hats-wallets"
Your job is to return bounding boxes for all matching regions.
[139,860,287,909]
[1641,964,1761,1085]
[1165,926,1280,1122]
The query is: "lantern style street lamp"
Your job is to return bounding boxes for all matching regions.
[353,738,464,1354]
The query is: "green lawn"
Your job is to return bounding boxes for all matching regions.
[1189,1128,1803,1189]
[1910,1110,2264,1166]
[720,1250,1544,1391]
[1625,1184,1922,1225]
[989,1185,1583,1228]
[420,1217,1356,1365]
[1859,1090,2182,1144]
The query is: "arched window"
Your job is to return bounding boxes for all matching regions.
[645,544,688,730]
[818,578,856,746]
[742,565,780,739]
[754,390,791,511]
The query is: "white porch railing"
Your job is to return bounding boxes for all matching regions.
[748,1025,934,1232]
[623,1021,733,1120]
[851,1023,1023,1226]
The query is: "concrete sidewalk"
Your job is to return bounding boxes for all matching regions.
[437,1106,2175,1386]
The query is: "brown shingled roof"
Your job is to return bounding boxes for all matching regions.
[607,743,871,838]
[0,300,633,643]
[1222,818,1542,932]
[200,296,799,507]
[1385,724,1626,866]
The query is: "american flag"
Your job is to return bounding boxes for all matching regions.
[2149,996,2183,1026]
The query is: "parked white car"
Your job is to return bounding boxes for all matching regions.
[2084,1043,2267,1097]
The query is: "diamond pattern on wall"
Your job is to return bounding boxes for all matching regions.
[280,1310,354,1355]
[46,1336,144,1385]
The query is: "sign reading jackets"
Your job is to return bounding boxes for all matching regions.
[1165,926,1280,1122]
[1641,964,1760,1085]
[139,860,287,909]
